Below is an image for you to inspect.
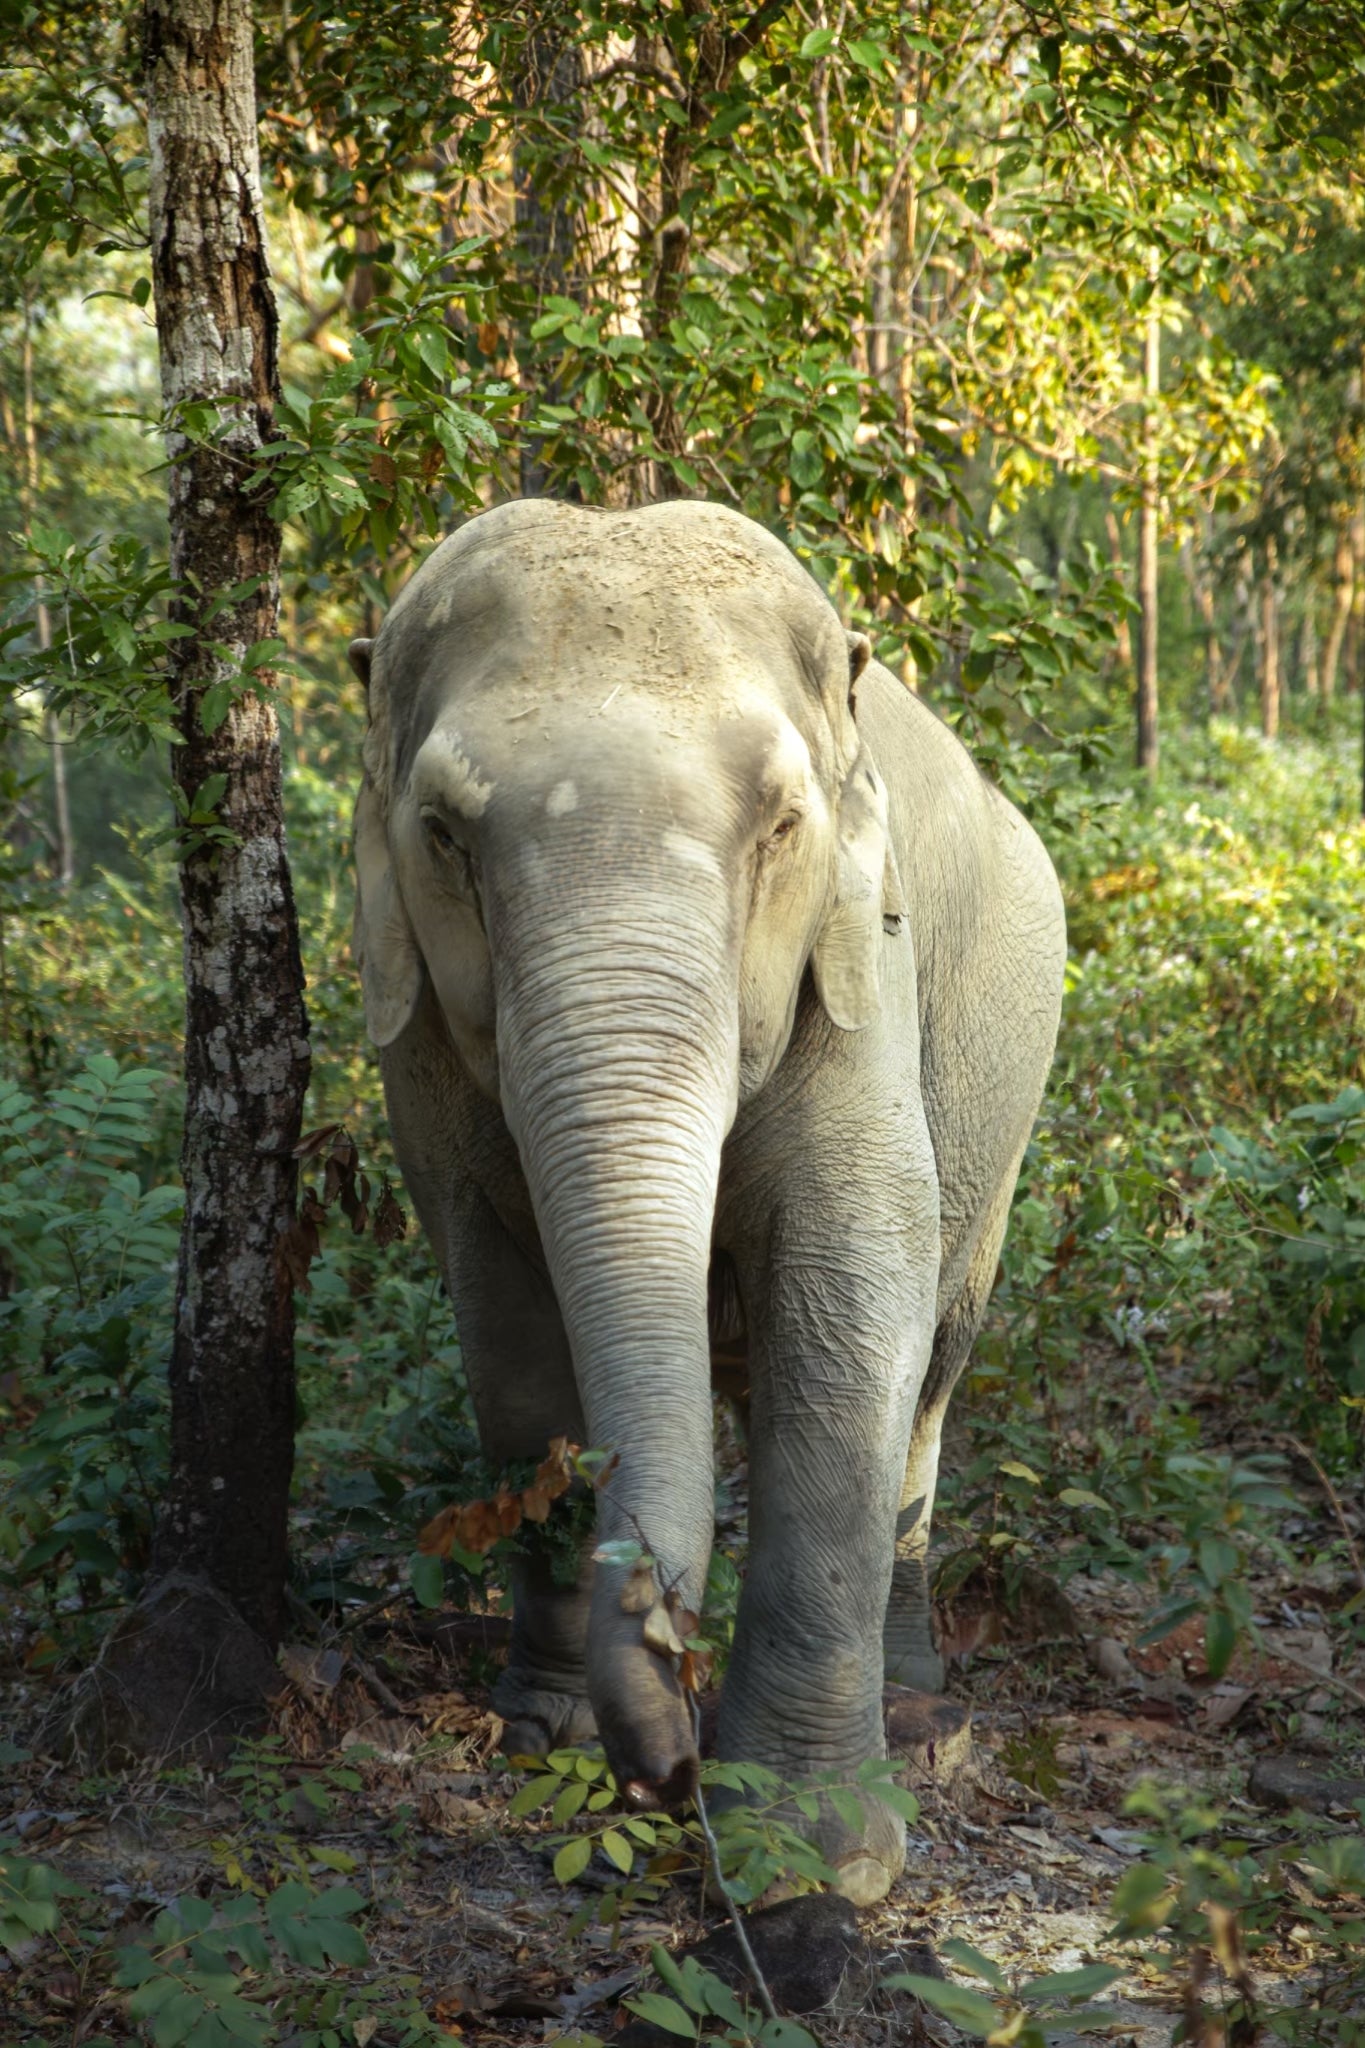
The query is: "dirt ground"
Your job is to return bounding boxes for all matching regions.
[3,1471,1363,2046]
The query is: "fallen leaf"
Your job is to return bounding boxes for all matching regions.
[1202,1682,1254,1730]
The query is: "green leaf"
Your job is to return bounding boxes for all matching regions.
[800,27,836,57]
[408,1552,444,1609]
[1109,1862,1175,1932]
[846,38,886,71]
[1021,1963,1122,2003]
[1059,1487,1110,1512]
[938,1938,1008,1989]
[600,1827,634,1874]
[1204,1603,1238,1680]
[881,1975,1003,2035]
[553,1835,593,1884]
[508,1774,556,1817]
[999,1458,1042,1484]
[551,1779,590,1824]
[625,1992,696,2038]
[759,2023,819,2048]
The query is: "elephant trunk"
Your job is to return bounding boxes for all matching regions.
[493,884,737,1802]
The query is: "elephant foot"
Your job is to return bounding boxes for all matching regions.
[882,1635,945,1694]
[711,1766,906,1908]
[493,1670,598,1759]
[824,1785,906,1907]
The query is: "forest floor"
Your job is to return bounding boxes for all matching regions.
[3,1420,1364,2047]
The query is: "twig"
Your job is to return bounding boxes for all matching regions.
[1279,1433,1365,1598]
[687,1697,780,2027]
[338,1585,407,1636]
[350,1650,410,1719]
[1260,1643,1365,1714]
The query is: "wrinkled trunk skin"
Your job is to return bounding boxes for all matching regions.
[491,876,736,1800]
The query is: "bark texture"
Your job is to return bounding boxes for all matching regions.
[140,0,311,1656]
[63,0,313,1765]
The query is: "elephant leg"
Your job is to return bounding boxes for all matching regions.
[884,1164,1021,1690]
[720,1179,939,1907]
[441,1181,595,1755]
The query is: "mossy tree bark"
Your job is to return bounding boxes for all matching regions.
[67,0,310,1762]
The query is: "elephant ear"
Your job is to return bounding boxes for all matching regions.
[352,777,424,1048]
[810,744,906,1032]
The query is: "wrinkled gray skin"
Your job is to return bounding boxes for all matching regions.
[351,500,1064,1905]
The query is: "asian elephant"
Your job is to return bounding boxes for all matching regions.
[349,498,1065,1906]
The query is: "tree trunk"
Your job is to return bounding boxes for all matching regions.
[1321,513,1354,702]
[1350,498,1365,695]
[1180,532,1225,716]
[20,292,74,887]
[1135,277,1160,774]
[1104,506,1134,680]
[889,53,921,691]
[513,23,583,498]
[65,0,310,1764]
[1297,597,1319,700]
[1260,534,1280,740]
[642,7,783,497]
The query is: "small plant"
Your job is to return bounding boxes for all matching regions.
[512,1745,917,1930]
[885,1942,1124,2046]
[0,1056,182,1635]
[630,1943,820,2048]
[211,1736,364,1890]
[1,1841,441,2048]
[1108,1782,1365,2046]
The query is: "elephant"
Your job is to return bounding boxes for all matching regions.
[349,497,1065,1906]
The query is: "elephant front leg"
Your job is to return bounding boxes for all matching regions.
[720,1202,938,1907]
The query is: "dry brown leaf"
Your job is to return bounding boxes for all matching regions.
[417,1503,466,1558]
[619,1560,656,1614]
[373,1177,407,1247]
[642,1604,685,1659]
[678,1647,713,1693]
[293,1123,342,1161]
[520,1484,553,1524]
[460,1499,512,1554]
[664,1590,700,1639]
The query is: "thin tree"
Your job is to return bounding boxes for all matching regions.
[1260,533,1280,739]
[73,0,310,1755]
[1135,261,1160,773]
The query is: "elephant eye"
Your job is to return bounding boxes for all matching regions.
[763,812,800,850]
[421,811,478,896]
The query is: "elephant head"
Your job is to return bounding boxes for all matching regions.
[350,500,906,1801]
